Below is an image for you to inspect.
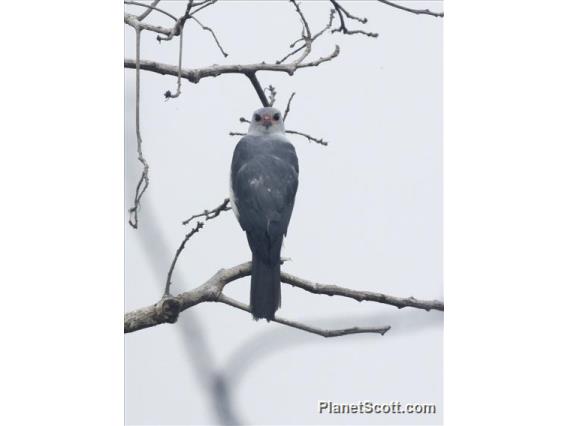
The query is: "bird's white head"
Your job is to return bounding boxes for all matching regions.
[247,107,286,136]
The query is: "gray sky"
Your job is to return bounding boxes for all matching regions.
[125,1,443,424]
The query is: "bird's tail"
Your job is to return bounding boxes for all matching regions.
[250,254,281,321]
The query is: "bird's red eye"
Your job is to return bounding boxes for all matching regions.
[273,113,280,121]
[254,114,261,122]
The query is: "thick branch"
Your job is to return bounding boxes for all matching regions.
[124,13,172,36]
[246,73,270,107]
[124,45,340,82]
[124,261,443,333]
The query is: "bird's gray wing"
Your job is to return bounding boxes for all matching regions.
[230,135,299,236]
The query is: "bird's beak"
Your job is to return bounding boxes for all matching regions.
[261,114,272,127]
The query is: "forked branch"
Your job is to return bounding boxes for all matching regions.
[124,261,443,334]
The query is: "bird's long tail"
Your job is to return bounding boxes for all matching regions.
[250,254,281,321]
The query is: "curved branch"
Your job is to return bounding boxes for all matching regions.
[128,27,150,229]
[190,16,229,57]
[124,1,178,21]
[124,261,443,334]
[375,0,444,18]
[218,294,390,338]
[124,13,172,36]
[136,0,160,21]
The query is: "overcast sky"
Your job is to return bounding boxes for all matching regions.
[124,1,443,424]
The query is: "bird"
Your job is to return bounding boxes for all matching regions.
[230,106,299,321]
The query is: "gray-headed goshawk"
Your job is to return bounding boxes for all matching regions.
[230,107,299,321]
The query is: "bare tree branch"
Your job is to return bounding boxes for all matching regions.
[281,272,444,311]
[330,0,378,38]
[124,1,178,21]
[124,13,172,36]
[231,116,329,146]
[125,0,341,110]
[218,294,391,338]
[190,16,229,57]
[246,72,270,107]
[188,0,219,17]
[166,197,232,297]
[124,261,443,334]
[128,27,150,229]
[164,221,204,297]
[182,198,231,226]
[156,0,194,43]
[124,43,340,81]
[136,0,161,21]
[285,129,329,146]
[123,0,444,343]
[164,24,184,99]
[375,0,444,18]
[283,92,296,122]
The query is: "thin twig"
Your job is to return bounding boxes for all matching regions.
[124,1,178,21]
[375,0,444,18]
[190,16,229,57]
[182,198,231,225]
[231,114,329,146]
[265,85,277,106]
[278,7,336,65]
[289,0,313,65]
[188,0,218,17]
[330,0,378,38]
[333,1,368,24]
[128,27,150,229]
[164,221,204,297]
[285,129,329,146]
[164,25,184,99]
[283,92,296,122]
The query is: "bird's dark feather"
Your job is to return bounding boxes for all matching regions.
[230,133,299,320]
[231,135,299,239]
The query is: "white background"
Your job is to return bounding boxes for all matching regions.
[0,0,567,425]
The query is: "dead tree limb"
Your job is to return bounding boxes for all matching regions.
[124,261,443,334]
